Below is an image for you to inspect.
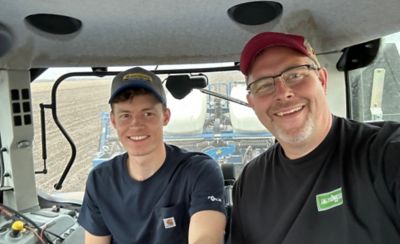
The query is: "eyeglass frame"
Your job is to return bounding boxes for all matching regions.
[246,64,320,95]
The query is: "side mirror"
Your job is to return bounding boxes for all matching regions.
[337,39,380,71]
[166,73,249,107]
[165,74,208,99]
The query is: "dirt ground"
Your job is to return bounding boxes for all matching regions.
[31,78,111,193]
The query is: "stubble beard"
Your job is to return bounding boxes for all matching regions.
[273,114,314,145]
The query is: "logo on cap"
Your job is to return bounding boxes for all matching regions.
[122,73,153,83]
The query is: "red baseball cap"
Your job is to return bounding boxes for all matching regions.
[240,32,319,76]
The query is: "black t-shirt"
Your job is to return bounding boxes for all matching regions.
[229,116,400,244]
[78,144,226,244]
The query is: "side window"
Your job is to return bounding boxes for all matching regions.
[348,32,400,122]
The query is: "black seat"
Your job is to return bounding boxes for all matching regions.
[221,163,236,242]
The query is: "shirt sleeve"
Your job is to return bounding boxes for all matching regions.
[188,156,226,216]
[383,137,400,215]
[78,170,110,236]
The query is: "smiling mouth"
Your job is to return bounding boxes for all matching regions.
[275,106,304,117]
[128,135,149,141]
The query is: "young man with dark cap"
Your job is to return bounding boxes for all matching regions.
[78,67,226,244]
[228,32,400,243]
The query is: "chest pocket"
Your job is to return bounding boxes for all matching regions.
[154,203,187,243]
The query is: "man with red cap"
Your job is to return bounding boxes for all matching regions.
[228,32,400,243]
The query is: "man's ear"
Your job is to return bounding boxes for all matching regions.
[246,93,255,108]
[110,111,117,128]
[163,108,171,126]
[318,67,329,94]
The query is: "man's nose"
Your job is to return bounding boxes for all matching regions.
[273,77,294,99]
[129,115,144,127]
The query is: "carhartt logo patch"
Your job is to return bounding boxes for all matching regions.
[316,187,343,212]
[163,217,176,229]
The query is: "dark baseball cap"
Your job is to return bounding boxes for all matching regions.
[109,67,166,104]
[240,32,320,76]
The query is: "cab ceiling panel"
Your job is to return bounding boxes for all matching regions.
[0,0,400,69]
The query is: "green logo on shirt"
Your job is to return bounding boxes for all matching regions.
[316,187,343,212]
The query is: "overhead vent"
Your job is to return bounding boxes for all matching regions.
[0,24,13,57]
[227,1,282,25]
[25,13,82,35]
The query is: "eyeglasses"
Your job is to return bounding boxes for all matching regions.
[246,64,320,95]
